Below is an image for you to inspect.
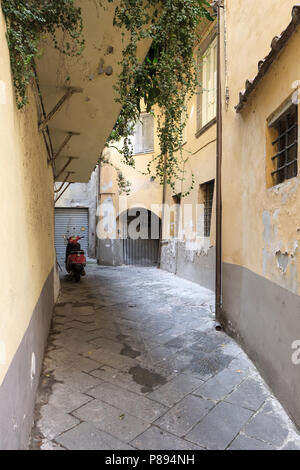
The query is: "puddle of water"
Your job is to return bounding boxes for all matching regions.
[129,365,167,393]
[120,344,141,359]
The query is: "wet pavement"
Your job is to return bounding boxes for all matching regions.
[31,263,300,450]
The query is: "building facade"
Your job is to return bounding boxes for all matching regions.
[96,1,300,429]
[0,1,150,448]
[97,19,218,292]
[97,112,163,267]
[160,19,217,291]
[219,0,300,428]
[55,168,99,266]
[0,10,56,449]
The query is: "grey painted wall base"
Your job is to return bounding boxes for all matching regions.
[160,241,216,291]
[220,262,300,429]
[97,239,123,266]
[0,269,54,449]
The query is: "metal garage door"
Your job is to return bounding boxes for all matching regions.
[123,239,159,266]
[55,208,89,267]
[121,210,160,266]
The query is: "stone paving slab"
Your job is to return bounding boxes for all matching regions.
[87,382,168,423]
[30,265,300,450]
[155,395,215,437]
[147,374,204,407]
[227,434,276,450]
[72,399,150,442]
[37,404,79,441]
[193,368,248,401]
[55,422,134,450]
[131,426,203,450]
[48,384,93,414]
[52,368,102,393]
[244,407,290,447]
[225,376,269,411]
[186,401,254,450]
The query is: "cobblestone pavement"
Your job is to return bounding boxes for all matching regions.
[31,264,300,450]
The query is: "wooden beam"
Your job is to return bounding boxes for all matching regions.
[54,171,73,192]
[39,87,83,132]
[54,156,78,180]
[53,131,80,161]
[54,182,72,204]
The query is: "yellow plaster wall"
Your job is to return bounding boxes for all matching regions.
[163,56,217,246]
[222,0,300,295]
[100,30,218,245]
[100,108,163,223]
[0,10,55,384]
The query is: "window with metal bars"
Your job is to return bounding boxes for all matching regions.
[271,104,298,186]
[201,180,215,237]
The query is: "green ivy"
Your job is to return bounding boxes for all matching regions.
[99,152,132,196]
[107,0,213,195]
[1,0,85,109]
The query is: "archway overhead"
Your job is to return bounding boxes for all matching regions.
[36,1,151,183]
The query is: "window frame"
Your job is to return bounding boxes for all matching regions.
[132,113,155,155]
[267,99,299,188]
[196,34,217,135]
[198,179,215,238]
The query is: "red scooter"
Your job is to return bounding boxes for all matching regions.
[65,235,87,282]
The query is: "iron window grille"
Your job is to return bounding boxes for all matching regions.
[203,180,215,237]
[271,104,298,186]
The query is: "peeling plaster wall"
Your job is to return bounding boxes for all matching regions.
[161,241,216,291]
[55,169,98,258]
[160,99,217,288]
[221,0,300,428]
[262,206,299,295]
[222,0,300,293]
[97,141,163,266]
[97,29,218,281]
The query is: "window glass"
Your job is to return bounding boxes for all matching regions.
[133,113,154,154]
[197,38,217,131]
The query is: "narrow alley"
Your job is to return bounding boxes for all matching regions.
[31,264,300,451]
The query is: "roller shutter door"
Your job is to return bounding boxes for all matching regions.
[55,208,89,266]
[123,239,159,266]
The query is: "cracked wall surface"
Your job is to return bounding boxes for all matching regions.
[221,0,300,429]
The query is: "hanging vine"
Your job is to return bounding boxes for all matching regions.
[98,152,132,196]
[107,0,213,195]
[1,0,84,109]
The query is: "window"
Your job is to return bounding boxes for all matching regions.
[197,37,217,132]
[269,104,298,186]
[171,194,181,238]
[132,113,154,154]
[199,180,215,237]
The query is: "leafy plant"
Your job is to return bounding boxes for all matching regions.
[99,152,132,196]
[107,0,213,195]
[1,0,84,108]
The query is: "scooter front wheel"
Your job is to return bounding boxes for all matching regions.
[74,272,81,282]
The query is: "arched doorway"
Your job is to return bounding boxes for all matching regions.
[120,208,161,266]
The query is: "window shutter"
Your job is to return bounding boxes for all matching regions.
[196,48,203,131]
[197,37,217,130]
[133,113,154,154]
[133,119,143,154]
[142,114,154,152]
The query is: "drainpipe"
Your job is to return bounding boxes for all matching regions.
[158,153,168,267]
[97,160,102,262]
[215,0,223,320]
